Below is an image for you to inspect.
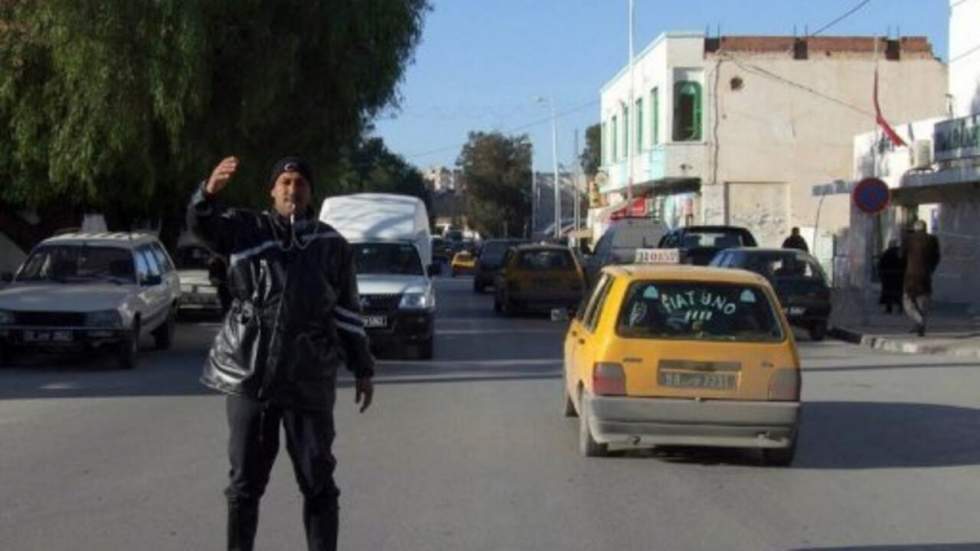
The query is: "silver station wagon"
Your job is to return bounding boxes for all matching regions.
[0,232,181,369]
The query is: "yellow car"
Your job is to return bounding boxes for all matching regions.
[451,250,476,277]
[563,264,801,465]
[494,244,585,316]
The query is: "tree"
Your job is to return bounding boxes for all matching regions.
[333,136,430,211]
[457,132,532,238]
[579,123,601,178]
[0,0,430,252]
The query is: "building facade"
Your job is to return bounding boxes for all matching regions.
[845,0,980,306]
[595,32,948,251]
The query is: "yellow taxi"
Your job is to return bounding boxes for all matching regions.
[494,244,585,316]
[450,250,476,277]
[563,264,801,465]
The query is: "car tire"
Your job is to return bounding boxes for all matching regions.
[116,320,140,370]
[809,321,827,341]
[153,307,176,350]
[563,384,577,418]
[417,337,434,360]
[761,436,797,467]
[578,390,607,457]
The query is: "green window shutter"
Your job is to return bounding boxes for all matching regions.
[622,106,629,160]
[635,98,643,151]
[652,87,659,145]
[692,83,703,141]
[673,81,703,142]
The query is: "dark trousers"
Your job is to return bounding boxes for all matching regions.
[225,395,339,551]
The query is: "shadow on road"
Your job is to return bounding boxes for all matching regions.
[598,401,980,470]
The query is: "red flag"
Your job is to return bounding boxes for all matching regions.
[873,68,907,147]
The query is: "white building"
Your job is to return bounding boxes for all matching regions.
[595,32,947,253]
[845,0,980,306]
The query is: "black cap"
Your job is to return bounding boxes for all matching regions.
[268,156,314,189]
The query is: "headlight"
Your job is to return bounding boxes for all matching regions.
[86,310,122,328]
[0,310,14,325]
[399,291,434,310]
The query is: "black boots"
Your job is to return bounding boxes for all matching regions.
[228,499,260,551]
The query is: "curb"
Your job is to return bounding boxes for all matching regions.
[830,325,980,360]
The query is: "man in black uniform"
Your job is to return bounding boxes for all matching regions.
[188,156,375,551]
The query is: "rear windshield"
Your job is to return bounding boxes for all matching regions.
[746,254,826,282]
[680,231,750,249]
[617,281,784,342]
[480,241,521,264]
[613,227,663,249]
[353,243,424,276]
[516,249,575,271]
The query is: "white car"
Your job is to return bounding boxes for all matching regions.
[0,232,181,369]
[175,243,225,316]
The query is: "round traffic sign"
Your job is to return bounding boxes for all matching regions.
[852,177,890,214]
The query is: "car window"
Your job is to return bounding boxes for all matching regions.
[710,252,729,267]
[150,242,174,273]
[617,281,784,342]
[612,226,662,250]
[583,274,614,331]
[16,245,136,284]
[679,230,751,248]
[516,249,574,271]
[140,247,161,278]
[352,243,424,276]
[658,233,676,247]
[135,249,150,282]
[176,245,212,270]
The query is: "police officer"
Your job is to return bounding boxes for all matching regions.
[188,156,375,551]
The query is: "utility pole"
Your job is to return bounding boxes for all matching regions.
[573,129,581,234]
[550,100,561,240]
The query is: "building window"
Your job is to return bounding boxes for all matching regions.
[651,87,660,145]
[622,105,630,160]
[611,115,618,162]
[635,97,644,151]
[673,81,702,142]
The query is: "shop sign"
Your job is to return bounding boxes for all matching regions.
[934,113,980,162]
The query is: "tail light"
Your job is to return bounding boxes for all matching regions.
[768,368,800,401]
[593,362,626,396]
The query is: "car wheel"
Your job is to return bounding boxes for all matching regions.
[153,307,176,350]
[761,435,797,467]
[417,337,434,360]
[809,321,827,341]
[563,383,577,418]
[116,320,140,370]
[578,390,607,457]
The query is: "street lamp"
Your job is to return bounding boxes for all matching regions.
[535,96,561,240]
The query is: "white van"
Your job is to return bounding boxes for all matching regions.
[320,193,436,359]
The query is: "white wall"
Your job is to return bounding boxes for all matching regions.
[950,0,980,117]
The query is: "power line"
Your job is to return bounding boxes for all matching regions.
[809,0,873,36]
[404,99,599,160]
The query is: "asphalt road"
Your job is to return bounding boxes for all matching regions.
[2,277,979,550]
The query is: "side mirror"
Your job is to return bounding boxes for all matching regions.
[0,272,13,283]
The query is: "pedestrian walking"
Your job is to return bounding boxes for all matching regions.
[188,156,375,551]
[782,227,809,252]
[902,220,941,336]
[877,239,904,314]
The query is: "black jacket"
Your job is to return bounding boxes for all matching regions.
[782,234,809,252]
[903,232,941,297]
[187,184,374,410]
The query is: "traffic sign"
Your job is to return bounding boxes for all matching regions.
[852,177,890,214]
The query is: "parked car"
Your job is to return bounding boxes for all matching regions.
[657,225,757,265]
[451,250,476,277]
[711,248,832,340]
[321,193,436,359]
[564,264,801,465]
[582,218,668,286]
[175,243,226,316]
[0,232,181,369]
[493,244,585,316]
[472,238,528,293]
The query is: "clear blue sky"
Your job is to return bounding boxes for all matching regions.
[373,0,950,172]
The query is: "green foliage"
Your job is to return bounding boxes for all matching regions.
[0,0,430,226]
[580,123,601,178]
[457,131,532,238]
[330,136,429,207]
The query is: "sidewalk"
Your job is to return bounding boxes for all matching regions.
[828,287,980,359]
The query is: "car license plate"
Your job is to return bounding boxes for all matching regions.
[659,371,736,390]
[363,316,387,328]
[23,330,73,343]
[787,306,805,316]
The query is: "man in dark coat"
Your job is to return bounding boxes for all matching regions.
[902,220,941,336]
[188,155,375,551]
[782,227,809,252]
[877,239,904,314]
